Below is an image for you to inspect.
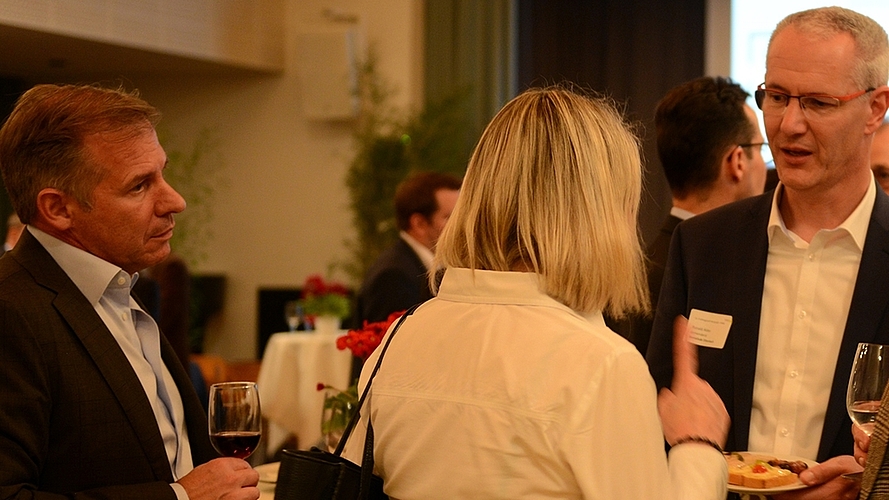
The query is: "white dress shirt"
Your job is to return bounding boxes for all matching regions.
[670,206,696,221]
[750,180,875,459]
[29,226,193,497]
[344,268,727,499]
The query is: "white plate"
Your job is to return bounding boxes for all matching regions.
[726,452,818,495]
[255,461,280,484]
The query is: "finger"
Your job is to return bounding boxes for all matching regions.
[798,456,861,486]
[852,422,870,452]
[672,315,698,380]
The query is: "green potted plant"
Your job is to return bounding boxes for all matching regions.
[341,52,471,282]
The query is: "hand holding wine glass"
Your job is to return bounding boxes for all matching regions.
[847,342,889,436]
[209,382,262,459]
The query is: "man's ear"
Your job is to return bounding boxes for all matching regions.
[724,145,745,183]
[35,188,76,231]
[865,86,889,134]
[408,212,429,232]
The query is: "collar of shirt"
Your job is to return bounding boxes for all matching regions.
[670,206,696,221]
[437,267,604,324]
[766,178,876,250]
[400,231,435,271]
[27,226,138,302]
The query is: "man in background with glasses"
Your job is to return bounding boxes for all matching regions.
[872,118,889,194]
[615,76,767,356]
[647,7,889,498]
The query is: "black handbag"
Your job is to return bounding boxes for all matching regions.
[275,304,418,500]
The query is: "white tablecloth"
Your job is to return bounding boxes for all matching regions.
[257,331,353,453]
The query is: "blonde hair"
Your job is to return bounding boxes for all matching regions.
[434,86,648,317]
[771,7,889,88]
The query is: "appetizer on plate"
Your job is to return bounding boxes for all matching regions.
[726,452,809,489]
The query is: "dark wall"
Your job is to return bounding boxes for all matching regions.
[516,0,706,245]
[0,77,28,235]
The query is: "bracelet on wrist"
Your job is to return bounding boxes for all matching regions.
[672,436,723,453]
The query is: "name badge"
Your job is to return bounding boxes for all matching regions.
[687,309,732,349]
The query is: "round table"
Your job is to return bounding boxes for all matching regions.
[257,331,353,453]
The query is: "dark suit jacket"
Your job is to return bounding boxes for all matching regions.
[354,238,432,326]
[0,231,216,499]
[623,214,683,354]
[646,188,889,462]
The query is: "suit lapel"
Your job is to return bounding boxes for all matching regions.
[16,232,175,481]
[728,195,773,452]
[820,190,889,459]
[160,334,215,464]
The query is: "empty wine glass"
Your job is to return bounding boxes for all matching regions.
[209,381,262,458]
[847,342,889,436]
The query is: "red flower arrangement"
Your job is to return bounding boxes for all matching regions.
[336,310,406,361]
[300,274,351,319]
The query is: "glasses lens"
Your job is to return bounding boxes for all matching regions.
[799,96,840,113]
[755,89,765,110]
[761,90,789,112]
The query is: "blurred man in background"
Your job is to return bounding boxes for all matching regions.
[615,76,767,354]
[871,118,889,193]
[355,171,461,326]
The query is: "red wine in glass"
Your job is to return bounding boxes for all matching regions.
[210,431,261,459]
[209,382,261,458]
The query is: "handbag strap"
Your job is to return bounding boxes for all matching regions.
[333,302,420,457]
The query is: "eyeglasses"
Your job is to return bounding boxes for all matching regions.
[738,142,771,162]
[754,83,874,117]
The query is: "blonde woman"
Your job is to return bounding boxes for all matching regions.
[344,86,729,499]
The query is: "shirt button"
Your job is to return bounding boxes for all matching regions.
[798,310,807,319]
[790,370,798,378]
[117,276,126,285]
[807,253,815,261]
[781,428,790,437]
[121,313,128,322]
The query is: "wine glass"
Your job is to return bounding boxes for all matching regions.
[209,382,262,458]
[847,342,889,436]
[284,301,302,332]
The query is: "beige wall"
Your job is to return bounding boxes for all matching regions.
[132,0,425,360]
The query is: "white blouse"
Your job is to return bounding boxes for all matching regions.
[344,268,726,499]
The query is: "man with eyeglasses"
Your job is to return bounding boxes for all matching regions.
[646,7,889,499]
[614,76,767,356]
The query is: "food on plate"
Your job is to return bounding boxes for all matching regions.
[725,452,808,489]
[767,458,810,475]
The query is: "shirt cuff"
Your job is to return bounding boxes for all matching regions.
[171,482,190,500]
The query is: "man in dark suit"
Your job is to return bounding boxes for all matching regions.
[646,6,889,498]
[355,171,461,325]
[621,76,767,355]
[0,84,258,499]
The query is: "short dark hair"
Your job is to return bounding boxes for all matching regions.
[0,84,159,224]
[655,76,753,198]
[394,171,462,231]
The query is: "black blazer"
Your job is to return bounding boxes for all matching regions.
[624,214,683,355]
[355,238,432,326]
[646,188,889,462]
[0,231,216,499]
